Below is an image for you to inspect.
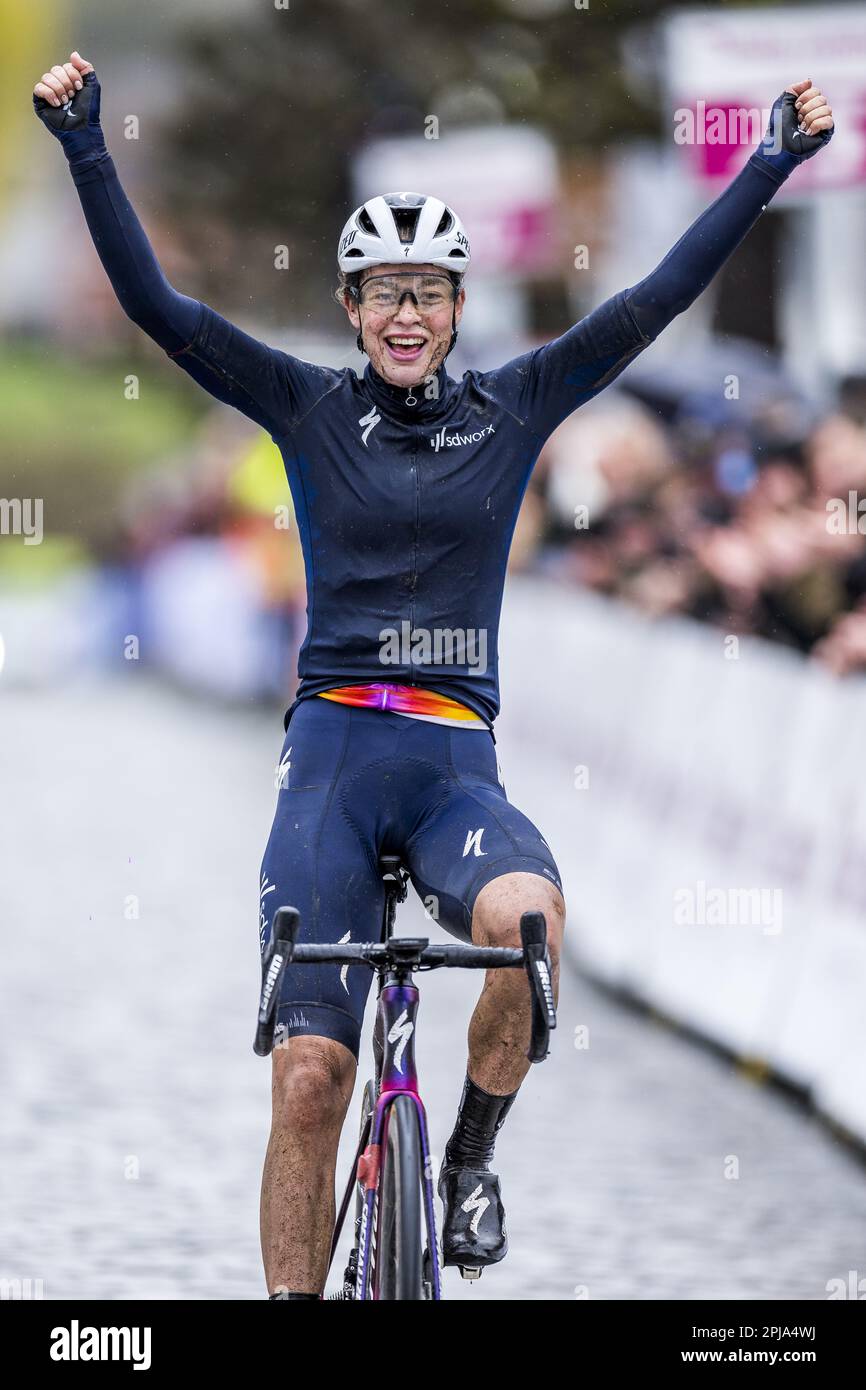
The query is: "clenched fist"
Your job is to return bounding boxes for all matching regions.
[33,51,94,107]
[789,78,833,139]
[32,51,104,164]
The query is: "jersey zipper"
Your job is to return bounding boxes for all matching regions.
[408,428,421,679]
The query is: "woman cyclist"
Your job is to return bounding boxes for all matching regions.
[34,51,833,1298]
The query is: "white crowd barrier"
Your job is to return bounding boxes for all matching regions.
[497,577,866,1145]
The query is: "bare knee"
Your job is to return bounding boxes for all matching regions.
[271,1036,356,1136]
[472,872,565,965]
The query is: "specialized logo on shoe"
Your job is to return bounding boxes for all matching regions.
[430,422,495,452]
[358,405,381,446]
[274,746,292,791]
[463,828,488,858]
[387,1010,414,1073]
[461,1183,490,1234]
[338,931,351,994]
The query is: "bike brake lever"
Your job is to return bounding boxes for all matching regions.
[253,906,300,1056]
[520,911,557,1063]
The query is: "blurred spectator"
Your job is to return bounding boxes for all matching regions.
[532,385,866,674]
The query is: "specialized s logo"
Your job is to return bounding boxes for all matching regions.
[463,828,488,858]
[387,1010,414,1073]
[359,405,381,446]
[461,1184,490,1234]
[430,422,495,452]
[338,931,351,994]
[274,746,292,791]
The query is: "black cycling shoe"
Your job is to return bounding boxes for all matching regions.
[437,1163,507,1276]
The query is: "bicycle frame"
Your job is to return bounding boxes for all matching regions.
[328,863,440,1299]
[354,977,441,1300]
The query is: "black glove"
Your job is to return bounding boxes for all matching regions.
[752,90,833,183]
[33,71,106,163]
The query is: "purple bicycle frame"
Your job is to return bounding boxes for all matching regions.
[353,981,441,1300]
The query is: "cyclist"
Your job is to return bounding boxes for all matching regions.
[34,53,833,1298]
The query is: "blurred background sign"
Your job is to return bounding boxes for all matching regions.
[665,4,866,191]
[352,125,561,276]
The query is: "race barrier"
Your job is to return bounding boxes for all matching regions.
[497,577,866,1145]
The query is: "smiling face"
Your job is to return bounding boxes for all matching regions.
[343,262,465,387]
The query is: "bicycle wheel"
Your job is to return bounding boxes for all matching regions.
[374,1094,424,1300]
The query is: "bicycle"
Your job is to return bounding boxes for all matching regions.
[254,854,557,1300]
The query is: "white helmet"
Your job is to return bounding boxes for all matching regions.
[337,192,470,275]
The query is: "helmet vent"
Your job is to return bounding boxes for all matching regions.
[357,209,376,234]
[435,210,454,236]
[392,207,422,244]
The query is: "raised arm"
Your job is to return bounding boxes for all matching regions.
[33,54,329,436]
[481,82,834,441]
[626,81,834,339]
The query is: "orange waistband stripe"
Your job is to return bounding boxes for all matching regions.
[318,683,483,721]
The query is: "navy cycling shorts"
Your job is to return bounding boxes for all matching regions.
[259,697,562,1059]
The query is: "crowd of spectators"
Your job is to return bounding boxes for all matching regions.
[526,370,866,676]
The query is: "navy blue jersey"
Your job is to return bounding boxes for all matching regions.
[177,289,648,724]
[65,137,790,724]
